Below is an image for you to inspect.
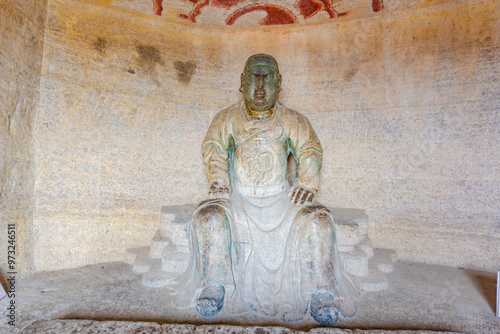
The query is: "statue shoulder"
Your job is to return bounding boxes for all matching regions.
[210,102,240,124]
[279,104,313,126]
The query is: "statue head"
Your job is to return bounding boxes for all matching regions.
[240,54,282,120]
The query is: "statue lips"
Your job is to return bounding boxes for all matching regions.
[253,90,266,105]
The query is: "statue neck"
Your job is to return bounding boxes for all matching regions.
[244,103,276,121]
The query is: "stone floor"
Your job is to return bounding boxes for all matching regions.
[0,259,498,333]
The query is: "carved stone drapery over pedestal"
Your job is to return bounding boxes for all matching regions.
[125,205,396,313]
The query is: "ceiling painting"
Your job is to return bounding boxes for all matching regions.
[111,0,385,25]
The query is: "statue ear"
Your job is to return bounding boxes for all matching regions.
[239,73,244,93]
[278,74,282,92]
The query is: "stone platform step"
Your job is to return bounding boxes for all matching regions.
[328,207,369,236]
[352,248,397,292]
[142,266,179,288]
[159,204,194,251]
[340,245,370,277]
[149,230,172,259]
[372,248,397,273]
[161,249,190,273]
[125,246,160,274]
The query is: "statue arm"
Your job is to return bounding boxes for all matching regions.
[289,112,323,204]
[201,110,233,197]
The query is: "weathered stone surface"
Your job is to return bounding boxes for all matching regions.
[160,204,195,252]
[0,261,495,333]
[161,249,190,273]
[149,230,172,259]
[340,247,370,277]
[335,221,362,252]
[0,0,48,278]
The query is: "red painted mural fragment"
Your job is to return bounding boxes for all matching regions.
[297,0,323,19]
[296,0,339,20]
[180,0,246,22]
[372,0,383,12]
[212,0,243,10]
[319,0,339,18]
[113,1,382,23]
[177,0,343,24]
[226,5,296,25]
[296,0,339,19]
[166,0,376,25]
[154,0,164,15]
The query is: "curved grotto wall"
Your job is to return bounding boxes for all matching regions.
[0,0,48,277]
[25,0,499,272]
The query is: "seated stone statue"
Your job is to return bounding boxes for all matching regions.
[174,54,358,325]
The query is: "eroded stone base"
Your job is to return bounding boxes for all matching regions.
[21,320,460,334]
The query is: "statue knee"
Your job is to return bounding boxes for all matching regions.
[296,205,318,222]
[194,203,228,233]
[297,206,334,233]
[311,212,335,235]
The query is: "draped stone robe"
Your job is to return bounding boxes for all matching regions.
[175,101,358,321]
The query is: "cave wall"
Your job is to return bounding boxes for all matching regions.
[0,0,48,277]
[32,0,499,271]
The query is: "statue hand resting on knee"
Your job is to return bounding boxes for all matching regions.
[181,54,357,326]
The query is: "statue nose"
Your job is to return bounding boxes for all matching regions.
[257,75,264,89]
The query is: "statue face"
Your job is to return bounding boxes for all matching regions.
[240,55,282,119]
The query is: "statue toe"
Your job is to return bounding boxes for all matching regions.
[196,285,225,317]
[310,292,339,326]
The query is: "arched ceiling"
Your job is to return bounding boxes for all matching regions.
[111,0,389,26]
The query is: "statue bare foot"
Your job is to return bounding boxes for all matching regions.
[310,292,339,326]
[196,285,225,317]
